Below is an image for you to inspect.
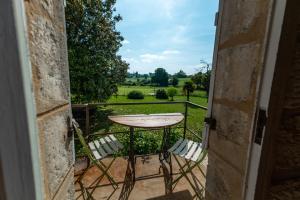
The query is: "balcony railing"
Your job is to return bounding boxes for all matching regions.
[72,100,207,136]
[72,100,207,199]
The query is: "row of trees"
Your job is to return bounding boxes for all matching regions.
[149,67,211,93]
[127,69,187,80]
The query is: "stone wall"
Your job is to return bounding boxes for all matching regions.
[205,1,273,199]
[24,0,74,199]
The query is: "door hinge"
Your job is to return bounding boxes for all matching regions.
[204,117,217,130]
[214,12,219,26]
[254,109,267,145]
[67,116,74,138]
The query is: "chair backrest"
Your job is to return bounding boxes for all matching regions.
[72,119,95,161]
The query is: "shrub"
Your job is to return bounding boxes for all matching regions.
[155,89,168,99]
[167,88,178,101]
[127,90,144,99]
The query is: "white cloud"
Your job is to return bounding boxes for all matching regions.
[140,53,165,63]
[162,50,180,55]
[171,25,188,44]
[122,40,130,45]
[124,57,138,63]
[140,49,180,63]
[159,0,186,18]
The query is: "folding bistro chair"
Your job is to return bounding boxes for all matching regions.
[72,119,124,200]
[168,137,207,199]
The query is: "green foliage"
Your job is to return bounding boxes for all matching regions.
[167,88,178,101]
[174,70,187,78]
[183,81,196,99]
[170,77,179,87]
[202,70,211,96]
[151,68,169,86]
[191,72,203,89]
[155,89,168,99]
[127,90,144,99]
[191,70,211,95]
[66,0,129,103]
[115,129,182,155]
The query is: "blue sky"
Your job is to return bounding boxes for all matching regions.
[115,0,218,75]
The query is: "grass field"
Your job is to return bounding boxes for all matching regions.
[107,95,207,132]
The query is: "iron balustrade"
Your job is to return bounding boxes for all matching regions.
[72,101,207,141]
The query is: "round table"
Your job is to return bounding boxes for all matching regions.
[108,113,184,181]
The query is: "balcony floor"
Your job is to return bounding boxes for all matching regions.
[75,154,207,200]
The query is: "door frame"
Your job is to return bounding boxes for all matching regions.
[0,0,43,199]
[254,0,300,199]
[244,1,287,199]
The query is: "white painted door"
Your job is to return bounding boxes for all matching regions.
[0,0,43,199]
[244,1,287,199]
[202,0,223,148]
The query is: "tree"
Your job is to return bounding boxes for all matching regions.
[198,60,212,97]
[66,0,128,103]
[151,68,169,86]
[174,70,187,78]
[203,70,211,96]
[143,74,149,80]
[191,72,203,89]
[167,88,178,101]
[183,81,196,101]
[170,77,179,87]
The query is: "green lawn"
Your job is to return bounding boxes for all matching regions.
[107,95,207,133]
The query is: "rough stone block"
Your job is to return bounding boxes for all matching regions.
[220,0,265,44]
[205,153,243,200]
[26,0,66,30]
[214,43,260,103]
[209,130,248,174]
[212,104,251,146]
[26,4,70,114]
[38,107,74,198]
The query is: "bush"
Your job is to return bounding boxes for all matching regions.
[115,129,182,156]
[155,89,168,99]
[127,90,144,99]
[167,88,178,101]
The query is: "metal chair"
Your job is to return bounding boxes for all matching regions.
[168,137,207,199]
[72,119,124,200]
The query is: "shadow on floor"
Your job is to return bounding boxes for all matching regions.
[119,162,135,200]
[146,190,193,200]
[75,155,207,200]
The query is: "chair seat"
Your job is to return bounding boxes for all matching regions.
[168,138,202,162]
[88,135,123,160]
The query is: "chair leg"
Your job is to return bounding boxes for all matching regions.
[86,158,118,199]
[95,158,118,188]
[75,167,96,200]
[172,156,203,198]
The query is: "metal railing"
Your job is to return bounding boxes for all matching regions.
[72,100,207,141]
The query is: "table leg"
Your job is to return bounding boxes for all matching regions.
[129,127,135,181]
[160,127,171,162]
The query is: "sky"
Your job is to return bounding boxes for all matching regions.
[115,0,219,75]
